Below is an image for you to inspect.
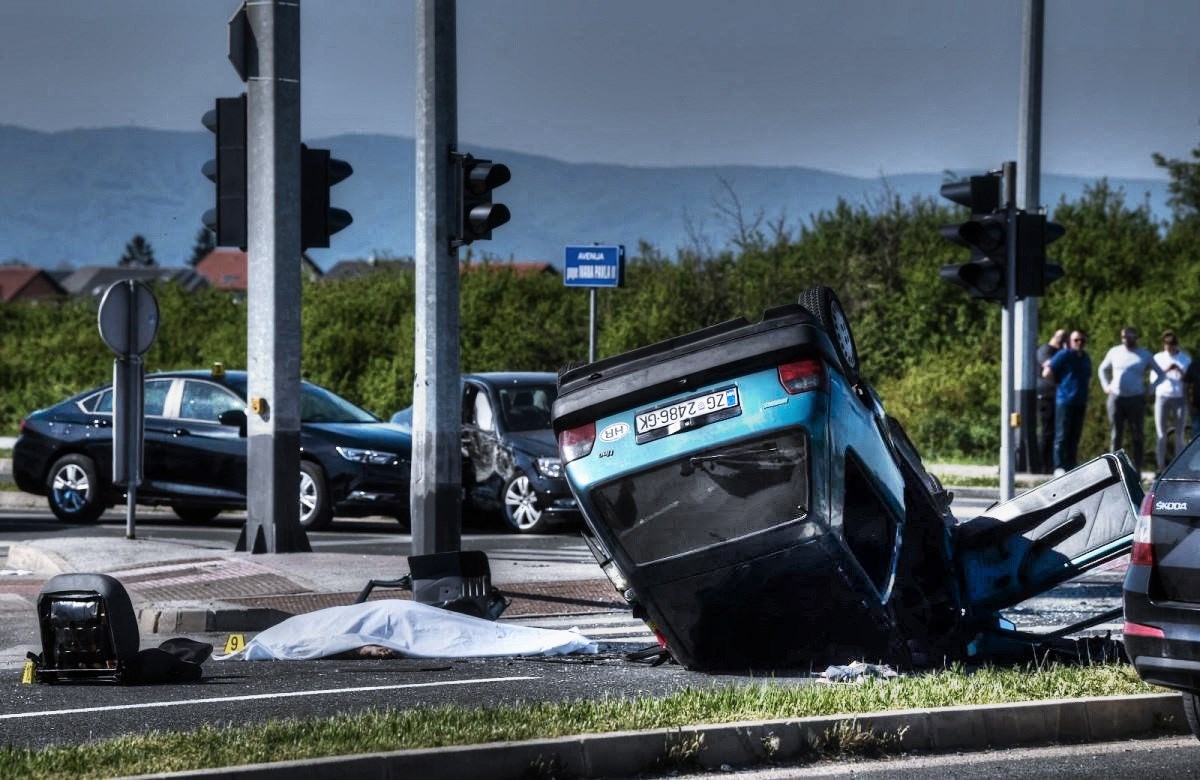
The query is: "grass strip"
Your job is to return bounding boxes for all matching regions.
[0,662,1158,779]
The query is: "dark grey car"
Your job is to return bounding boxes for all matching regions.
[393,372,579,533]
[1123,435,1200,739]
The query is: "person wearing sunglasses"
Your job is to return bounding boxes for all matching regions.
[1043,330,1092,476]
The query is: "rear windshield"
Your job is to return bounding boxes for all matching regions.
[1167,436,1200,479]
[589,431,810,565]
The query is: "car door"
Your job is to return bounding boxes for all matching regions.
[953,452,1143,614]
[136,377,180,498]
[148,378,247,501]
[462,380,504,509]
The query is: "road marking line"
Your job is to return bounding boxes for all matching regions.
[0,675,539,720]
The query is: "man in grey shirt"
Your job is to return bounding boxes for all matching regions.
[1097,326,1166,474]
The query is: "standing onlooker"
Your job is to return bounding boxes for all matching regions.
[1097,326,1165,473]
[1044,329,1092,475]
[1036,329,1067,473]
[1153,330,1191,474]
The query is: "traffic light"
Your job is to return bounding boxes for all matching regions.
[938,173,1008,302]
[454,153,510,245]
[1014,213,1066,298]
[201,94,248,249]
[300,145,354,249]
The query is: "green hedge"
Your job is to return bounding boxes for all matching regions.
[3,180,1196,465]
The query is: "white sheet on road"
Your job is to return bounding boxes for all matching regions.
[214,599,599,661]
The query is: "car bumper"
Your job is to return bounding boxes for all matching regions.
[1124,563,1200,692]
[11,433,54,496]
[325,459,411,518]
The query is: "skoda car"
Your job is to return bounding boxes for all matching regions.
[554,286,1142,671]
[392,372,578,533]
[13,368,412,531]
[1123,437,1200,739]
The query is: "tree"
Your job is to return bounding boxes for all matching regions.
[1152,140,1200,223]
[188,228,216,267]
[118,234,157,267]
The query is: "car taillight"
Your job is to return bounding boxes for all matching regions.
[778,358,825,394]
[1123,621,1165,638]
[1131,491,1155,566]
[558,422,596,464]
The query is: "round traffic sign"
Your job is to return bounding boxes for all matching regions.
[98,280,160,357]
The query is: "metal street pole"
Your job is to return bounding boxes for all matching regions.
[412,0,463,555]
[589,288,597,363]
[1001,161,1017,502]
[1016,0,1045,474]
[242,0,309,553]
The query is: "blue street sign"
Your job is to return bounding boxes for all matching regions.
[564,244,624,288]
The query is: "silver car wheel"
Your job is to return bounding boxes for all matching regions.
[299,468,318,525]
[504,474,543,532]
[52,462,90,512]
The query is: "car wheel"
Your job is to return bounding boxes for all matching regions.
[299,460,333,531]
[503,473,550,534]
[798,285,860,384]
[46,454,106,524]
[1183,691,1200,742]
[172,504,221,523]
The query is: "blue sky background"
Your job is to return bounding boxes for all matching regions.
[3,0,1197,180]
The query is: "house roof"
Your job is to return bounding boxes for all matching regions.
[58,266,209,298]
[0,266,66,302]
[325,258,414,281]
[195,249,324,291]
[463,261,558,277]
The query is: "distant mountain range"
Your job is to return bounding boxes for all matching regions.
[0,124,1172,272]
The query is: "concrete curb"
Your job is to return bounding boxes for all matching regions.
[137,693,1187,779]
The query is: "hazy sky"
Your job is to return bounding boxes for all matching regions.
[3,0,1197,179]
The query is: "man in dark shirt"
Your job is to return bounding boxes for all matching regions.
[1044,330,1092,475]
[1036,329,1067,473]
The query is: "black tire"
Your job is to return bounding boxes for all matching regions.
[172,504,221,523]
[502,472,551,534]
[1183,691,1200,742]
[299,460,333,531]
[46,453,106,524]
[798,285,860,385]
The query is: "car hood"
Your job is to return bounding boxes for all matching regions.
[506,429,559,458]
[303,422,413,454]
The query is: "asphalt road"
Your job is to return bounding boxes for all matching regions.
[0,494,1131,754]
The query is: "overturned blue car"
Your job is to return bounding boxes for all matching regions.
[552,286,1141,671]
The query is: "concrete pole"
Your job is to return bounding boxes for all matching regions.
[243,0,309,553]
[1016,0,1045,474]
[412,0,463,555]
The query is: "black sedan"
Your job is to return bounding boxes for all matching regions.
[12,368,412,531]
[1123,436,1200,739]
[392,372,579,533]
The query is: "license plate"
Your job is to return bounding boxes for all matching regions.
[635,386,740,444]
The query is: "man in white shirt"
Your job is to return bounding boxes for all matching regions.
[1153,330,1191,473]
[1097,326,1166,474]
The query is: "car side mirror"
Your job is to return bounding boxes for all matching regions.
[218,409,248,436]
